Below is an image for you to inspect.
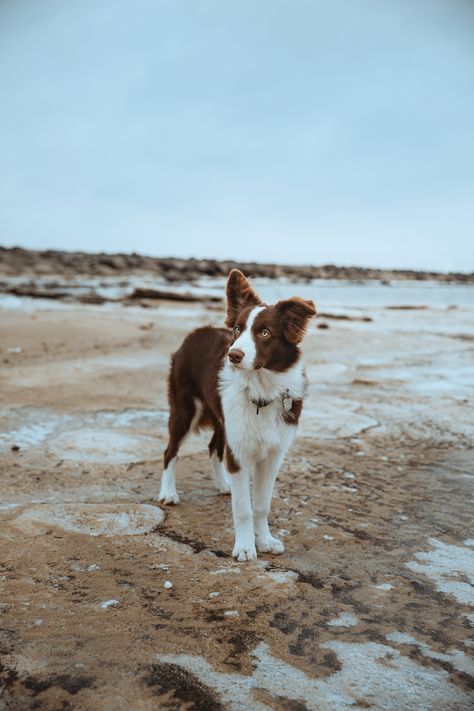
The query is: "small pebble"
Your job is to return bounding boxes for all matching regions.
[323,534,334,541]
[208,592,220,598]
[164,580,173,589]
[11,444,20,452]
[224,610,239,617]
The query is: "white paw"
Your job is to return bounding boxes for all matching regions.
[256,535,285,554]
[158,491,180,505]
[213,468,231,494]
[232,541,257,561]
[215,480,231,495]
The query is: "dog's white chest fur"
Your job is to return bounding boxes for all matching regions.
[219,359,305,463]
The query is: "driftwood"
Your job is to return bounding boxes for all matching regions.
[317,312,372,322]
[126,288,222,303]
[385,305,428,310]
[6,285,69,300]
[0,283,222,306]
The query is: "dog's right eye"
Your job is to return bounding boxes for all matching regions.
[234,325,240,334]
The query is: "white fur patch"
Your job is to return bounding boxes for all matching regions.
[211,451,231,494]
[230,306,265,370]
[159,456,179,504]
[219,357,305,464]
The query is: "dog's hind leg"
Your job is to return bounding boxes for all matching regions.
[159,396,196,505]
[208,426,231,495]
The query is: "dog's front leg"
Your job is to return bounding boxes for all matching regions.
[230,466,257,561]
[253,451,285,554]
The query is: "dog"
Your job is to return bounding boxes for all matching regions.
[159,269,316,560]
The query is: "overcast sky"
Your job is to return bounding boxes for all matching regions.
[1,0,473,270]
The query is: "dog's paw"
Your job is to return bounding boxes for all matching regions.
[158,491,180,505]
[232,541,257,561]
[255,535,285,554]
[214,470,231,495]
[215,481,231,495]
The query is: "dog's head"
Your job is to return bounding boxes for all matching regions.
[225,269,316,372]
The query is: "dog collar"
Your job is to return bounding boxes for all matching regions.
[251,396,274,415]
[250,389,294,415]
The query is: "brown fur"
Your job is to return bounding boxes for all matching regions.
[225,269,262,328]
[276,298,317,344]
[282,398,303,425]
[164,326,231,468]
[225,445,241,473]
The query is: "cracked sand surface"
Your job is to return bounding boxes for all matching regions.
[0,282,473,710]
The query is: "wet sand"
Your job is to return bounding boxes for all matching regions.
[0,280,473,710]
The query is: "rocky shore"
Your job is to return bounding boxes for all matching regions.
[1,246,473,283]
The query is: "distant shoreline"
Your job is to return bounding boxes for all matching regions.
[1,246,473,284]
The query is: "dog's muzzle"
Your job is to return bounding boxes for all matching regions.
[228,348,244,365]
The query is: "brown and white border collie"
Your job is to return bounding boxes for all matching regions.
[159,269,316,561]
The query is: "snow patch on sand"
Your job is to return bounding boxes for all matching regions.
[12,502,165,536]
[0,410,69,451]
[0,407,168,457]
[156,639,471,711]
[301,395,378,439]
[405,538,474,607]
[48,428,158,463]
[327,612,358,627]
[386,631,474,676]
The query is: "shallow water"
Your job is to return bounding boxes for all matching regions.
[1,276,473,313]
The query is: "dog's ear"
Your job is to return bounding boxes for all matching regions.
[225,269,262,328]
[276,297,316,344]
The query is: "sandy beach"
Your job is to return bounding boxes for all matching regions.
[0,253,473,710]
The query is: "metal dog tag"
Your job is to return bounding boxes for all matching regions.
[282,390,293,411]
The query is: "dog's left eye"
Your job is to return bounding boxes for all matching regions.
[260,329,271,338]
[234,325,240,334]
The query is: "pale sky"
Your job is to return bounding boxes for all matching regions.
[1,0,473,271]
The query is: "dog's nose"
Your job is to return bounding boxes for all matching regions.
[229,348,244,364]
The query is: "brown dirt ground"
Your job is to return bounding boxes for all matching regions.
[0,296,473,710]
